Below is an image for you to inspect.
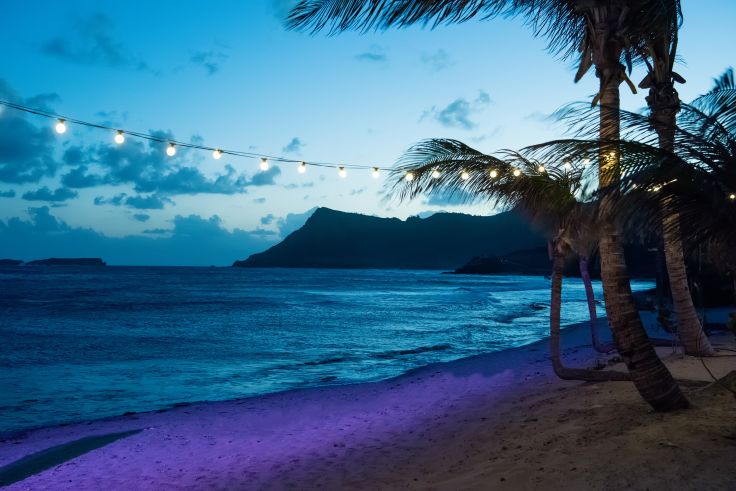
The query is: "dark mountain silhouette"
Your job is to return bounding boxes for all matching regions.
[454,246,658,278]
[0,259,23,266]
[25,258,106,266]
[233,207,545,270]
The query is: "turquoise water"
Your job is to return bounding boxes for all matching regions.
[0,266,653,433]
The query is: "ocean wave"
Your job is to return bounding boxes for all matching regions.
[371,343,452,359]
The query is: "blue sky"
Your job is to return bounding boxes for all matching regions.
[0,0,733,265]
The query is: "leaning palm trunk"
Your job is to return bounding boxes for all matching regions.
[579,255,613,353]
[550,242,629,381]
[596,62,689,410]
[648,84,715,356]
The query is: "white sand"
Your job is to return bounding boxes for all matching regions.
[1,321,734,490]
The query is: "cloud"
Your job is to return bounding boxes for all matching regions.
[422,91,492,130]
[94,193,173,210]
[260,214,275,225]
[132,213,150,222]
[356,45,387,63]
[40,14,152,72]
[271,207,318,238]
[143,228,168,235]
[282,137,304,154]
[253,197,267,204]
[190,50,228,75]
[60,165,105,188]
[66,138,279,197]
[0,80,61,184]
[22,186,78,202]
[421,49,453,71]
[249,165,281,186]
[0,190,16,198]
[0,207,278,266]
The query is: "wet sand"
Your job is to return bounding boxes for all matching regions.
[1,320,734,490]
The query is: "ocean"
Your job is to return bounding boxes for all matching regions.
[0,266,653,433]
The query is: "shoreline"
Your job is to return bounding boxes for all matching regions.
[0,317,601,439]
[1,317,734,489]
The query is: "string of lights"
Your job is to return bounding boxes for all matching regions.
[0,99,393,179]
[1,99,734,196]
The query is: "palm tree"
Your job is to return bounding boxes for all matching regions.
[541,70,736,264]
[636,10,714,356]
[607,69,736,256]
[389,140,631,382]
[288,0,688,411]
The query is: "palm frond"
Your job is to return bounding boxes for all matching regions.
[287,0,681,67]
[386,138,597,250]
[286,0,508,34]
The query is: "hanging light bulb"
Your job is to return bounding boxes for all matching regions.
[513,168,521,177]
[489,169,498,178]
[114,130,125,144]
[298,161,307,174]
[431,169,441,179]
[405,172,415,182]
[166,143,177,156]
[537,165,546,173]
[730,193,735,200]
[461,171,470,180]
[260,158,269,171]
[212,149,223,160]
[563,160,572,170]
[338,166,347,178]
[582,158,590,166]
[372,167,380,179]
[55,119,67,134]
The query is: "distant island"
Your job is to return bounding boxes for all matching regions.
[454,246,658,278]
[0,259,24,266]
[25,258,107,266]
[234,207,546,270]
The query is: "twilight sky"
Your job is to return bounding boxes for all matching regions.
[0,0,733,265]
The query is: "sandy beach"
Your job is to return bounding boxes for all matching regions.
[1,318,734,490]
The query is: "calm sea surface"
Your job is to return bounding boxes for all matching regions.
[0,266,653,433]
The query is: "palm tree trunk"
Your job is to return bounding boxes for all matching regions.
[580,255,613,353]
[649,87,715,356]
[550,242,629,381]
[596,63,689,411]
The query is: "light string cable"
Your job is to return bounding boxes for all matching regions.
[0,99,393,176]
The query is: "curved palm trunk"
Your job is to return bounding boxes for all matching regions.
[550,243,629,381]
[597,67,689,411]
[579,255,613,353]
[649,86,714,356]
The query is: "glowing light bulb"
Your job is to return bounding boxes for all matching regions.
[372,167,380,179]
[563,160,572,170]
[538,165,545,173]
[114,130,125,144]
[338,166,347,178]
[298,161,307,174]
[489,169,498,178]
[55,119,67,134]
[513,169,521,177]
[166,143,176,156]
[212,149,223,160]
[431,169,441,179]
[582,158,590,166]
[461,171,470,180]
[405,172,415,182]
[260,158,269,171]
[730,193,735,200]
